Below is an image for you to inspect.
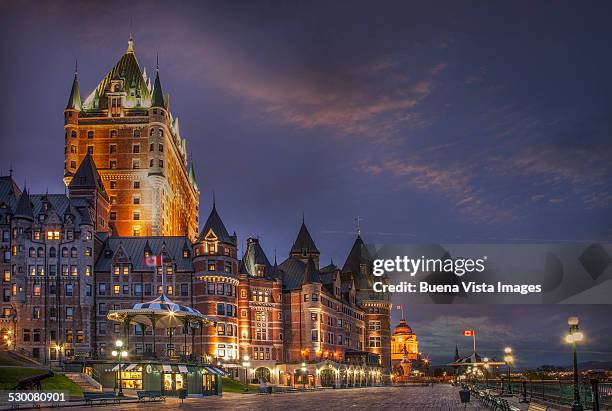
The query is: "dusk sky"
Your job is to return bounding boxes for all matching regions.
[1,1,611,367]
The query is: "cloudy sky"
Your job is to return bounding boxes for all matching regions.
[1,1,611,366]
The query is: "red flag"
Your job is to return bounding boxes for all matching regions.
[463,330,474,337]
[144,255,163,267]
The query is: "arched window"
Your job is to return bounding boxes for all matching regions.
[149,128,154,137]
[62,247,68,257]
[49,247,56,258]
[29,247,36,257]
[37,247,44,258]
[159,129,164,137]
[110,129,118,138]
[70,247,77,258]
[71,130,77,138]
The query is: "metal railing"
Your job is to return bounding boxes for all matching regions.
[474,378,611,409]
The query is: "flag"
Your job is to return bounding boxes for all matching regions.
[144,255,163,267]
[463,330,474,337]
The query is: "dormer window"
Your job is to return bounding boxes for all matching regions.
[256,265,264,277]
[183,249,190,258]
[110,129,118,138]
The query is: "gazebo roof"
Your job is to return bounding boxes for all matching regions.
[107,294,214,328]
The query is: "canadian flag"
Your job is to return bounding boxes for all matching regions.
[463,330,474,337]
[144,255,163,267]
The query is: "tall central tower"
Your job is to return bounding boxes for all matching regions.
[63,37,200,240]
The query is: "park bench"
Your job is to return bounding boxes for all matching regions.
[83,392,119,406]
[136,390,166,401]
[527,403,548,411]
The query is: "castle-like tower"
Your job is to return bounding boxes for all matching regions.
[63,37,199,240]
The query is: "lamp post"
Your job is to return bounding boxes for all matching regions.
[242,355,250,385]
[112,340,128,397]
[566,316,584,411]
[504,347,513,395]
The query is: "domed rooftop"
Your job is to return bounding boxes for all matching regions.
[393,319,413,335]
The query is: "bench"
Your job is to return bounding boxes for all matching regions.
[84,392,119,406]
[527,403,548,411]
[136,390,166,401]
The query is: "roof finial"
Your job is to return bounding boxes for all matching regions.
[9,164,13,177]
[355,216,363,237]
[156,52,159,71]
[302,212,305,225]
[127,31,134,53]
[74,59,78,76]
[274,248,277,265]
[212,190,216,208]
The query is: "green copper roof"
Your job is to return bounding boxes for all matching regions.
[82,39,151,111]
[188,161,198,190]
[66,73,81,110]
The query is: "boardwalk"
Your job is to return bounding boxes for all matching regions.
[67,385,492,411]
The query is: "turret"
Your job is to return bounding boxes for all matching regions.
[64,63,81,185]
[289,217,320,268]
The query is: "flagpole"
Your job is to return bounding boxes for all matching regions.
[473,329,476,354]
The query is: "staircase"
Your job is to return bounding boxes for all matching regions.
[63,372,102,392]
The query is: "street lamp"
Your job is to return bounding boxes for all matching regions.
[112,340,128,397]
[242,355,250,385]
[504,347,513,395]
[566,316,584,411]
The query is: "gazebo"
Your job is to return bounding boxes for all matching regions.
[107,294,215,359]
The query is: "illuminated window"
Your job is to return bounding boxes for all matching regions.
[33,284,41,296]
[85,265,91,276]
[166,285,173,295]
[33,231,40,240]
[85,247,92,257]
[3,271,10,282]
[133,226,140,236]
[114,285,120,294]
[70,266,78,276]
[123,266,129,275]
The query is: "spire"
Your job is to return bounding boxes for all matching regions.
[355,216,363,237]
[290,218,319,255]
[127,18,134,53]
[151,56,165,108]
[454,344,460,361]
[68,154,109,200]
[199,202,232,244]
[14,188,34,220]
[188,158,198,191]
[66,60,82,111]
[126,33,134,53]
